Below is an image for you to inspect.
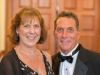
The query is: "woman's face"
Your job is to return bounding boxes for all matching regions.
[16,17,41,48]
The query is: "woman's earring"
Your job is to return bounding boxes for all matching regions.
[16,32,19,41]
[17,33,19,36]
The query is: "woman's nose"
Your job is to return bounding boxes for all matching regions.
[29,27,35,33]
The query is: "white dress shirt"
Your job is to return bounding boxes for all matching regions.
[59,44,79,75]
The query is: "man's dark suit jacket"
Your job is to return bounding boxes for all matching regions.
[52,44,100,75]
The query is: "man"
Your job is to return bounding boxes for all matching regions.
[52,11,100,75]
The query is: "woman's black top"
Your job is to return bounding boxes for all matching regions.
[0,48,55,75]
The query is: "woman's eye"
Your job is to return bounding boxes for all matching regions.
[34,24,40,28]
[24,24,30,28]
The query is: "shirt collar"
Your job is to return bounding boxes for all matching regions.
[60,43,79,56]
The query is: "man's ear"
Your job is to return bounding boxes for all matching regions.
[77,31,80,43]
[77,29,80,40]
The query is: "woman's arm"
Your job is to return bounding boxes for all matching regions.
[0,57,15,75]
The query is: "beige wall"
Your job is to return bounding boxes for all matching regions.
[0,0,6,52]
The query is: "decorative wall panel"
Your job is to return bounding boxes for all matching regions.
[38,0,50,8]
[19,0,31,7]
[82,0,94,9]
[79,36,94,50]
[81,15,94,31]
[64,0,76,9]
[42,14,50,29]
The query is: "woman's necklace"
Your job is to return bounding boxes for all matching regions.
[19,49,37,56]
[16,47,38,56]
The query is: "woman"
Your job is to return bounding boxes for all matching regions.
[0,7,55,75]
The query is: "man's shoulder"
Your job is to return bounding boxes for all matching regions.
[79,45,100,60]
[86,49,100,57]
[80,45,100,55]
[52,52,60,61]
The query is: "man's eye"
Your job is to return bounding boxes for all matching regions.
[67,28,74,32]
[57,28,64,32]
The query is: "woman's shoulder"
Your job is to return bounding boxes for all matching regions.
[41,50,52,66]
[42,51,51,57]
[1,48,17,63]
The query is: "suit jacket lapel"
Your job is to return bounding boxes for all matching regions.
[73,45,89,75]
[73,58,88,75]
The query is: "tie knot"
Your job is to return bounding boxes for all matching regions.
[58,53,73,63]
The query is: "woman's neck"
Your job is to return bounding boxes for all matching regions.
[15,45,38,56]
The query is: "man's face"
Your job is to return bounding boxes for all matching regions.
[54,17,80,54]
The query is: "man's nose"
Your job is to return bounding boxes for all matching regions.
[62,30,68,37]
